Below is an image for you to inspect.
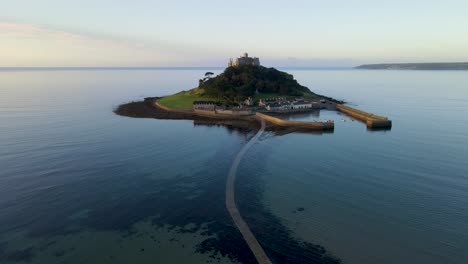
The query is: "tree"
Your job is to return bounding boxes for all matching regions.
[200,65,312,100]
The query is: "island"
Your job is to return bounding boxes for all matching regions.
[115,53,392,130]
[355,62,468,70]
[114,54,392,264]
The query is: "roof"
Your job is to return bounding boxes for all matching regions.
[293,102,311,105]
[193,101,218,104]
[269,103,290,108]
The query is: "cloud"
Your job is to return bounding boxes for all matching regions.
[0,22,187,66]
[1,22,91,43]
[0,22,372,67]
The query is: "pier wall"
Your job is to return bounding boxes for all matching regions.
[336,104,392,128]
[156,101,253,121]
[256,112,334,130]
[157,100,336,130]
[194,109,217,116]
[216,109,252,115]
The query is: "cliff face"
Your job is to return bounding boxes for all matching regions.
[355,62,468,70]
[198,65,312,99]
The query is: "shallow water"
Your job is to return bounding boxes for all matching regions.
[0,68,467,263]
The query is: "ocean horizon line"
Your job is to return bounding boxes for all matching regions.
[0,66,352,72]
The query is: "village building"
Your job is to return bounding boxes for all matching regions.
[267,103,283,111]
[292,101,313,109]
[311,102,322,109]
[258,97,321,111]
[258,99,266,107]
[228,53,260,67]
[266,102,291,111]
[244,97,253,106]
[193,101,218,111]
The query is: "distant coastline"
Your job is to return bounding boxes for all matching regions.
[355,62,468,70]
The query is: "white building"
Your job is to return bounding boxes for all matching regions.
[292,102,312,109]
[193,101,217,110]
[244,97,253,106]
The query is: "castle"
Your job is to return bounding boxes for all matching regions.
[228,52,260,67]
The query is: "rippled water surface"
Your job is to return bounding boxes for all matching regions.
[0,68,467,263]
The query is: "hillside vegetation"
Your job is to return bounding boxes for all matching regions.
[198,65,313,100]
[158,65,321,110]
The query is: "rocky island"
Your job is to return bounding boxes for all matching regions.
[116,53,391,130]
[114,53,392,264]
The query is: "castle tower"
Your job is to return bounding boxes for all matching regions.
[253,57,260,66]
[228,52,260,67]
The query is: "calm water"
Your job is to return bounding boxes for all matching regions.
[0,69,467,263]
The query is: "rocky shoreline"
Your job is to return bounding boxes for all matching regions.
[114,97,337,134]
[114,97,261,128]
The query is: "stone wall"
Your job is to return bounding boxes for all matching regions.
[194,109,218,116]
[216,109,252,116]
[256,112,334,131]
[336,104,392,128]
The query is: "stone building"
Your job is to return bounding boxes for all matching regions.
[228,53,260,67]
[244,97,253,106]
[193,101,217,111]
[292,101,312,109]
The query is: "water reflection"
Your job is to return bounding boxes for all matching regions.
[193,118,334,136]
[366,126,392,132]
[273,110,321,120]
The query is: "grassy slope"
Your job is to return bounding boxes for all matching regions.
[158,89,214,110]
[159,89,319,110]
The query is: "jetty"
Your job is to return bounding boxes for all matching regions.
[155,100,335,131]
[256,112,334,131]
[116,98,392,132]
[336,104,392,129]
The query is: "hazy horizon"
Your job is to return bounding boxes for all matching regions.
[1,0,468,67]
[1,62,468,70]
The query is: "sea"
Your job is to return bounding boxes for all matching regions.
[0,68,467,264]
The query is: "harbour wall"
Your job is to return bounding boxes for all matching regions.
[215,109,252,115]
[157,100,337,131]
[155,101,253,121]
[194,109,253,118]
[336,104,392,128]
[256,112,334,131]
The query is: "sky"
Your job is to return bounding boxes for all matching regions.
[1,0,468,67]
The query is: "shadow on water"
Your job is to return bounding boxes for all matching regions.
[193,119,261,133]
[270,127,333,137]
[194,119,334,137]
[268,110,321,120]
[367,126,392,132]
